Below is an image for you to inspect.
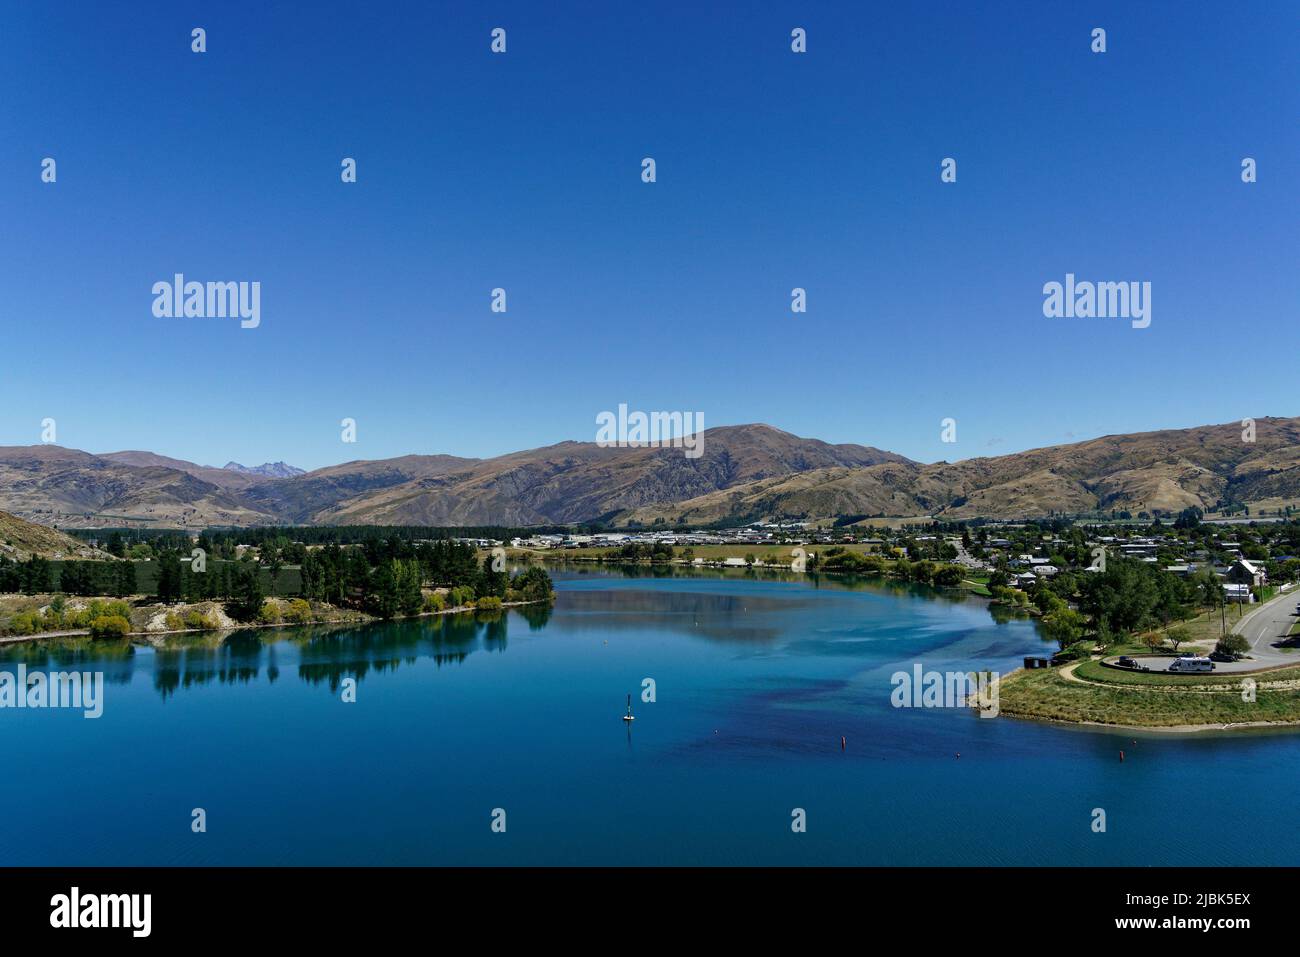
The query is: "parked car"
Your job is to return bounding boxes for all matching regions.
[1116,656,1137,669]
[1209,651,1240,663]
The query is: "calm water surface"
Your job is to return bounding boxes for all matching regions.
[2,567,1297,865]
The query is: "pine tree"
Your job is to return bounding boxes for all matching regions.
[115,560,137,597]
[398,559,423,616]
[156,551,183,603]
[226,566,265,622]
[367,560,401,619]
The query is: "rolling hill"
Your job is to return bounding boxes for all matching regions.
[1,418,1298,529]
[0,509,106,560]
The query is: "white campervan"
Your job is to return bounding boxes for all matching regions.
[1169,656,1215,673]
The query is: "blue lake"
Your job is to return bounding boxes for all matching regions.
[1,567,1297,865]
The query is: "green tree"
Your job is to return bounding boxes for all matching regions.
[511,566,554,603]
[1217,632,1249,656]
[476,556,508,600]
[367,560,401,619]
[106,531,126,558]
[115,560,137,597]
[263,540,284,596]
[155,551,184,603]
[1040,608,1087,651]
[1166,624,1192,653]
[397,559,423,617]
[23,557,53,595]
[225,566,265,623]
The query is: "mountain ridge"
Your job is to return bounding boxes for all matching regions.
[1,419,1297,528]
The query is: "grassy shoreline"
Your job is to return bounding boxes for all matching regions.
[996,660,1300,732]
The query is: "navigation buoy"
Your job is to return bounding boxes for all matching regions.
[841,736,846,751]
[622,693,635,722]
[1120,750,1125,762]
[955,752,961,759]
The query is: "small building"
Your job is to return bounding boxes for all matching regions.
[1227,559,1266,588]
[1223,583,1253,603]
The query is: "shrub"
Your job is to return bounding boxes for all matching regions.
[165,612,184,631]
[257,601,282,624]
[8,611,40,635]
[476,595,503,612]
[84,599,132,621]
[1217,633,1250,656]
[447,585,475,607]
[66,608,92,628]
[283,598,312,624]
[183,610,218,630]
[89,615,130,639]
[422,592,447,613]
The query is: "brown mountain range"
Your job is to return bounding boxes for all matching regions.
[0,418,1296,530]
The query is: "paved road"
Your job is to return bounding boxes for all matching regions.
[1114,584,1300,674]
[948,539,991,571]
[1233,582,1300,667]
[1134,655,1262,675]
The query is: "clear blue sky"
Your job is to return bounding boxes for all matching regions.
[2,1,1296,470]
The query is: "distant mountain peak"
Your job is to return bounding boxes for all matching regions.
[223,461,305,478]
